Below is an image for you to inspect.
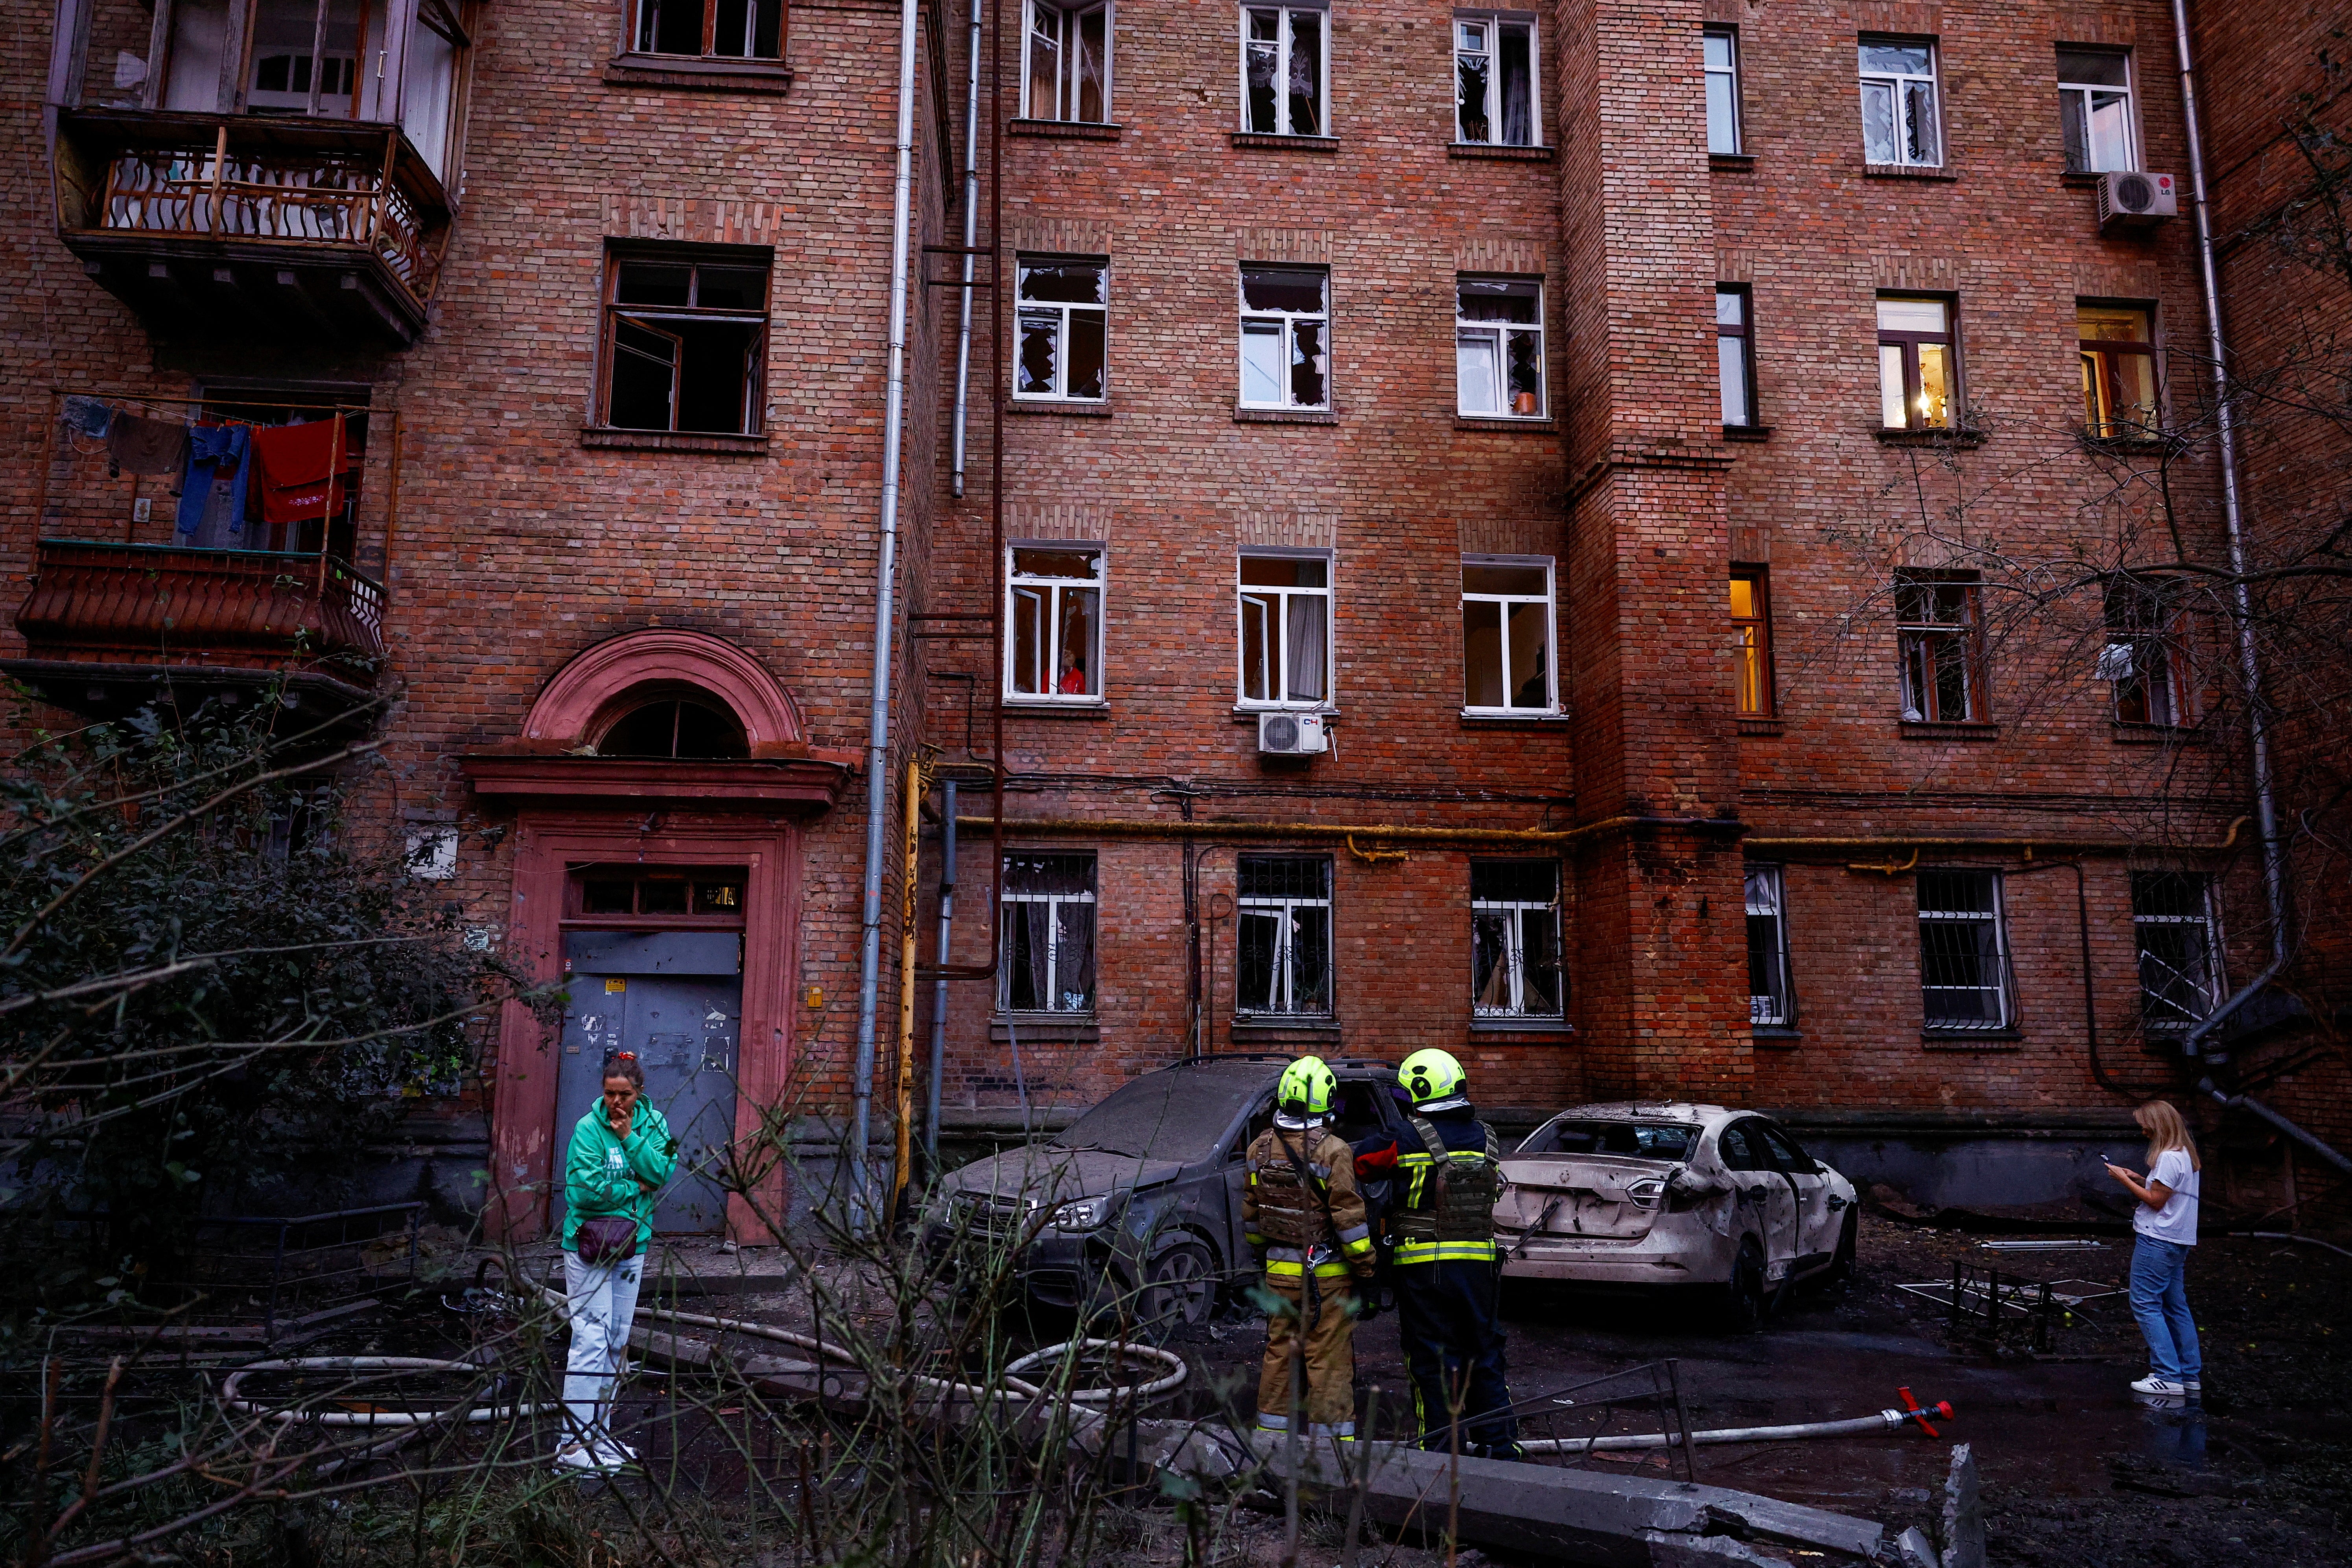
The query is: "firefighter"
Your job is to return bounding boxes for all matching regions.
[1354,1047,1519,1457]
[1242,1055,1379,1440]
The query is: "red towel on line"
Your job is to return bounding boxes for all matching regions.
[250,420,361,524]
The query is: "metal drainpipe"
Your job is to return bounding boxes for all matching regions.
[924,778,957,1167]
[850,0,925,1230]
[2170,0,2290,1022]
[949,0,982,497]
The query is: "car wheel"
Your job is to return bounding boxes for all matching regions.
[1723,1236,1768,1332]
[1136,1241,1215,1332]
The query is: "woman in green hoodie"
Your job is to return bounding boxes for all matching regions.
[555,1049,678,1475]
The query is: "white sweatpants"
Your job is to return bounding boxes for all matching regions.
[560,1248,644,1447]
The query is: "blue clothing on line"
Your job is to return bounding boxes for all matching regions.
[2129,1235,2201,1383]
[175,424,252,544]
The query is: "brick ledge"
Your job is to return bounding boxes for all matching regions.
[602,55,792,93]
[1008,118,1121,140]
[581,427,772,453]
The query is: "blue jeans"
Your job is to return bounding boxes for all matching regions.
[2129,1236,2200,1382]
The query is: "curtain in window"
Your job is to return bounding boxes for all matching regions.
[1498,25,1532,145]
[1285,594,1326,701]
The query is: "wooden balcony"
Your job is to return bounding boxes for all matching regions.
[7,542,386,726]
[52,111,451,348]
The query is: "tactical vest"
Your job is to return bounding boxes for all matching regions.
[1251,1129,1338,1249]
[1393,1115,1501,1246]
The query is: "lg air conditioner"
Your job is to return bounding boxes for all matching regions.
[2098,171,2178,231]
[1256,711,1330,756]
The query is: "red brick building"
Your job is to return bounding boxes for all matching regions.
[4,0,2339,1229]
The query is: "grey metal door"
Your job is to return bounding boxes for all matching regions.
[551,930,743,1236]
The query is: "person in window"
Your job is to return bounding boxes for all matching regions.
[2105,1100,2203,1399]
[1056,642,1089,695]
[556,1051,678,1475]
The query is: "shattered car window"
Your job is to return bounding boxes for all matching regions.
[1051,1069,1264,1159]
[1519,1119,1697,1161]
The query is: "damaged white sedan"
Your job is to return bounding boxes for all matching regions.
[1493,1103,1858,1328]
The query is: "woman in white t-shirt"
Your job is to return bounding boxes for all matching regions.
[2105,1100,2203,1397]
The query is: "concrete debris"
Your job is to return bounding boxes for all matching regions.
[1939,1443,1984,1568]
[1894,1526,1941,1568]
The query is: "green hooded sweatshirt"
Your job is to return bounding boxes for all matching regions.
[561,1096,680,1255]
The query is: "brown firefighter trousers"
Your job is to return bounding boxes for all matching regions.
[1255,1277,1358,1435]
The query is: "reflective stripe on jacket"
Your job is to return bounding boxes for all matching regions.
[1243,1124,1377,1279]
[1392,1111,1501,1265]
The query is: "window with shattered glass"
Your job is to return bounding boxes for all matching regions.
[2132,871,2219,1032]
[1471,860,1563,1018]
[1455,13,1537,146]
[602,251,770,435]
[1006,544,1104,702]
[1238,265,1329,409]
[634,0,783,59]
[1241,2,1327,136]
[1016,257,1108,402]
[2101,572,2191,727]
[1025,0,1110,122]
[1001,853,1097,1014]
[1456,276,1544,418]
[1238,550,1332,707]
[1895,570,1982,723]
[1237,855,1333,1017]
[1745,864,1791,1026]
[1461,557,1554,712]
[1859,38,1940,168]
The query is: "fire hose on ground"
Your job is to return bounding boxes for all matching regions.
[1518,1397,1956,1455]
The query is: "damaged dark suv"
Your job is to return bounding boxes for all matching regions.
[925,1054,1409,1328]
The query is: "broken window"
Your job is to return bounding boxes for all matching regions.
[1456,277,1545,418]
[1704,27,1741,154]
[601,251,769,435]
[1239,265,1329,410]
[1877,295,1955,430]
[2079,302,2159,439]
[1461,557,1555,712]
[633,0,783,59]
[1025,0,1109,122]
[1859,37,1941,167]
[1746,863,1792,1026]
[2133,871,2219,1032]
[1238,551,1332,707]
[1717,286,1755,426]
[1007,544,1104,701]
[1241,2,1327,136]
[1917,870,2009,1030]
[1237,855,1332,1016]
[1001,853,1097,1014]
[1016,258,1109,402]
[2058,48,2135,173]
[2101,573,2192,727]
[1730,566,1773,715]
[1471,860,1563,1018]
[1455,14,1537,146]
[1896,570,1983,723]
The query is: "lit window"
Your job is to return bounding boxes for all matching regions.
[1239,265,1330,410]
[1457,14,1539,146]
[1730,567,1773,715]
[1917,869,2010,1031]
[1895,571,1983,723]
[2133,872,2219,1032]
[2057,48,2134,173]
[1877,295,1954,430]
[2079,302,2158,438]
[1745,864,1791,1026]
[1456,277,1545,418]
[1462,557,1555,713]
[1241,3,1327,136]
[1016,257,1109,402]
[1704,28,1741,155]
[1025,0,1110,123]
[1859,38,1941,168]
[1472,861,1564,1018]
[1006,545,1104,702]
[1237,855,1332,1016]
[1001,853,1097,1014]
[1238,551,1332,707]
[1718,286,1755,426]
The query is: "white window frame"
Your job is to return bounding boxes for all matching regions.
[1235,855,1333,1017]
[1022,0,1112,124]
[1455,275,1546,419]
[1237,264,1331,411]
[1745,863,1791,1026]
[1013,255,1110,404]
[1454,11,1541,147]
[1239,0,1329,136]
[1704,26,1741,155]
[1460,554,1558,715]
[1005,542,1106,705]
[2057,48,2136,173]
[1859,37,1942,169]
[1236,547,1334,711]
[2131,872,2221,1032]
[1917,869,2012,1031]
[999,852,1097,1015]
[1471,861,1564,1019]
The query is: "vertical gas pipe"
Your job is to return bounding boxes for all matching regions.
[949,0,983,497]
[925,778,958,1166]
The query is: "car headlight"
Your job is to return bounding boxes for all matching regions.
[1052,1195,1114,1231]
[1628,1177,1666,1210]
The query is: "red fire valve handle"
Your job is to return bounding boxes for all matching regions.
[1896,1386,1947,1437]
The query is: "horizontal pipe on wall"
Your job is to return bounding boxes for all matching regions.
[1746,816,2250,860]
[948,813,1745,847]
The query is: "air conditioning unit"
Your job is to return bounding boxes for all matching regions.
[1256,711,1330,756]
[2098,170,2178,230]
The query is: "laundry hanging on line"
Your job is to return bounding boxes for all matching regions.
[60,396,113,439]
[104,413,187,477]
[251,420,363,524]
[175,424,253,546]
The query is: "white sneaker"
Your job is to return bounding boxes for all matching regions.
[2180,1378,2201,1392]
[553,1443,621,1476]
[2131,1375,2188,1396]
